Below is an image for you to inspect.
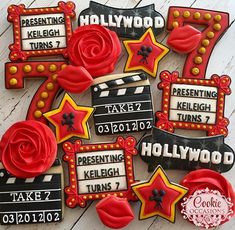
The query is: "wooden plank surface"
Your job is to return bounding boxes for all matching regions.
[0,0,235,229]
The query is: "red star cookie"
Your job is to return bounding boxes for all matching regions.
[43,93,94,143]
[123,28,169,77]
[132,165,188,222]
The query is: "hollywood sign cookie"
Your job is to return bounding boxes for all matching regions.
[7,1,75,61]
[78,1,164,38]
[139,127,234,172]
[92,72,154,135]
[156,71,231,136]
[63,137,137,208]
[0,160,63,225]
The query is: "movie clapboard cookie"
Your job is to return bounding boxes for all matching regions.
[132,165,188,222]
[139,127,235,172]
[156,71,231,136]
[63,137,137,208]
[7,1,75,61]
[0,160,64,225]
[91,72,154,135]
[123,28,169,77]
[78,1,165,38]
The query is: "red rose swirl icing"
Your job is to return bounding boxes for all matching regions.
[0,120,57,178]
[68,24,121,77]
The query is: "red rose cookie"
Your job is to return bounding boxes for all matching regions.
[68,24,121,77]
[0,120,57,178]
[179,169,235,228]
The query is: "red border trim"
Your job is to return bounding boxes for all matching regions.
[7,1,75,61]
[63,136,138,208]
[155,71,231,136]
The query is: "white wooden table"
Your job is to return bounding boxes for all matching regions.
[0,0,235,229]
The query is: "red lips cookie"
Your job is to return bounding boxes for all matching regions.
[96,196,134,229]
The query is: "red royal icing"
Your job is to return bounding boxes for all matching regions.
[0,120,57,178]
[57,65,93,94]
[96,195,134,229]
[68,24,121,78]
[180,169,235,217]
[167,25,202,54]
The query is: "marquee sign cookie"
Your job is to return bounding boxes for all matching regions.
[132,165,188,222]
[167,7,229,79]
[0,160,63,225]
[5,61,67,124]
[92,72,154,135]
[7,1,75,61]
[155,71,231,136]
[43,93,94,143]
[179,169,235,228]
[63,136,137,208]
[78,1,164,38]
[123,28,169,77]
[139,127,234,172]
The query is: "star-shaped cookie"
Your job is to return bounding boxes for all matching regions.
[132,165,188,222]
[43,93,94,143]
[123,28,169,77]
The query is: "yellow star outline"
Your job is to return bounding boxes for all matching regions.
[132,165,188,222]
[43,93,94,143]
[123,28,169,77]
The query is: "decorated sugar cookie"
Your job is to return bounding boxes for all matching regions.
[0,120,57,178]
[68,24,121,78]
[123,28,169,77]
[91,72,154,135]
[0,160,64,225]
[132,165,188,222]
[63,136,137,208]
[96,195,134,229]
[5,61,67,124]
[78,1,165,38]
[7,1,75,61]
[179,169,235,228]
[139,127,234,172]
[155,71,231,136]
[43,93,94,143]
[167,7,229,79]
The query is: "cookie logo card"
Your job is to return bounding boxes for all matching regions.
[139,127,234,172]
[78,1,164,38]
[0,160,63,225]
[92,72,154,135]
[156,71,231,136]
[63,137,137,208]
[7,1,75,61]
[181,188,233,229]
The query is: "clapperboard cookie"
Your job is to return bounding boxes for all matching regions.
[7,2,75,61]
[0,160,64,225]
[139,127,235,172]
[63,137,137,208]
[91,72,154,135]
